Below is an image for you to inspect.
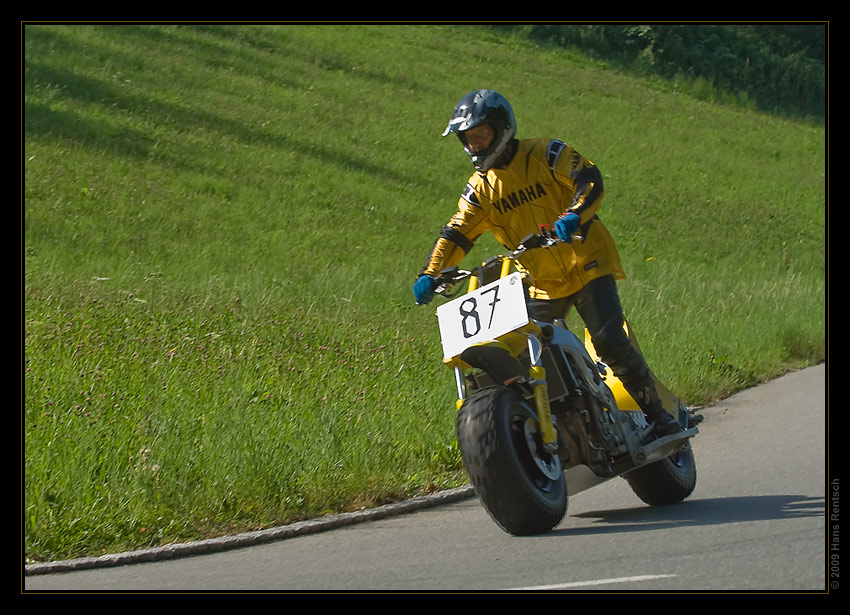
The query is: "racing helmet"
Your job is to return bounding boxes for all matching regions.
[442,89,516,172]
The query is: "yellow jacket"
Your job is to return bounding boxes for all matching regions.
[421,138,625,300]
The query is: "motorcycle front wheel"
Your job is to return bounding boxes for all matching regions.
[457,386,567,536]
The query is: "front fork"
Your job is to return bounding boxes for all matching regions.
[452,332,558,450]
[526,334,558,450]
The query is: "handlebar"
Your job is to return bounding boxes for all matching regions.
[433,230,571,297]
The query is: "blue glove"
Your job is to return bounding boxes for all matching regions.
[413,274,436,305]
[554,212,580,243]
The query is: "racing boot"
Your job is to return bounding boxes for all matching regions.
[633,386,685,438]
[646,408,685,437]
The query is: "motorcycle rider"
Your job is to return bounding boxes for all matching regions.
[413,89,683,437]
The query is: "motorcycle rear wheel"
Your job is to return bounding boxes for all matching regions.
[625,440,697,506]
[457,386,567,536]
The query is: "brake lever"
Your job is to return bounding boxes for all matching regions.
[434,268,473,297]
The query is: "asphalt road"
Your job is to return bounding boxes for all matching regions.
[24,364,828,592]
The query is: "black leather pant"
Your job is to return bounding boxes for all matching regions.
[527,275,664,418]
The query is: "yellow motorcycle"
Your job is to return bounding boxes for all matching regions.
[433,233,700,536]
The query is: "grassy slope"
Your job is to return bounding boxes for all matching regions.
[23,24,825,561]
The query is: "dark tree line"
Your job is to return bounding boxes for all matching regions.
[496,24,826,121]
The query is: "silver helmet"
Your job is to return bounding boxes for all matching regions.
[442,89,516,172]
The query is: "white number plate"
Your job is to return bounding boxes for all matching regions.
[436,272,529,359]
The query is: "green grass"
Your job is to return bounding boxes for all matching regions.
[23,24,825,562]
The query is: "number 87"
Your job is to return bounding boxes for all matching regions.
[458,286,501,339]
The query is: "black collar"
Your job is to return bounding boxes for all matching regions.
[491,139,519,170]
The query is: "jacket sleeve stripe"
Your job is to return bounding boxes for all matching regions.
[439,226,475,253]
[569,164,604,216]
